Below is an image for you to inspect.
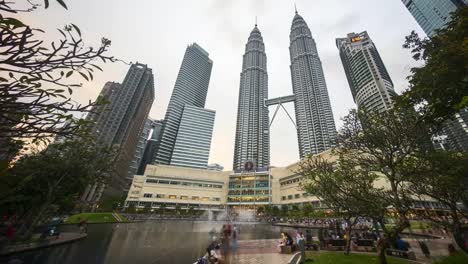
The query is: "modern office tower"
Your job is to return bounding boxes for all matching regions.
[153,43,213,166]
[336,31,397,112]
[289,12,337,158]
[401,0,466,36]
[169,105,215,169]
[442,108,468,152]
[127,118,153,177]
[207,163,224,171]
[82,63,154,199]
[233,24,270,170]
[86,81,122,145]
[137,119,163,175]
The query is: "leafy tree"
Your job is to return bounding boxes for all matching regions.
[187,206,195,217]
[329,107,431,263]
[0,0,115,160]
[264,205,272,216]
[409,151,468,240]
[298,155,388,255]
[281,205,289,217]
[0,138,115,238]
[160,203,166,215]
[400,7,468,124]
[272,205,280,217]
[256,205,264,215]
[302,203,313,217]
[175,204,181,215]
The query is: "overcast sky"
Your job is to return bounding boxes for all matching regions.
[20,0,425,168]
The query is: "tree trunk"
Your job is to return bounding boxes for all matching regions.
[450,207,462,245]
[23,200,50,239]
[378,245,388,264]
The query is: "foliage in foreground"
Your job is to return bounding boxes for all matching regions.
[0,138,115,237]
[400,7,468,124]
[0,0,114,161]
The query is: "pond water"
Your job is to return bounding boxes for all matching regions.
[1,221,303,264]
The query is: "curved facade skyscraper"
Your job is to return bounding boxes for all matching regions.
[233,25,270,170]
[289,12,337,158]
[336,31,396,112]
[154,43,213,166]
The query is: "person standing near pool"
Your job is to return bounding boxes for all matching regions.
[296,232,305,263]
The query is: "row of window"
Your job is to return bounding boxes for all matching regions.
[145,178,223,189]
[280,177,302,186]
[142,193,221,202]
[227,196,269,203]
[281,193,309,200]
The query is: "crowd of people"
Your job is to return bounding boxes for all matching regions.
[195,223,239,264]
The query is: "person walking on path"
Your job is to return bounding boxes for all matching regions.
[297,232,306,263]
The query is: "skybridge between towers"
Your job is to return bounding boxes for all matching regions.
[264,95,296,128]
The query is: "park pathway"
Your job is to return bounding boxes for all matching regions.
[224,239,292,264]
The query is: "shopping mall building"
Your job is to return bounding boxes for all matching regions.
[124,150,448,214]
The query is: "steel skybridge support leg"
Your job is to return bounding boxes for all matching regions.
[269,104,281,128]
[280,103,297,129]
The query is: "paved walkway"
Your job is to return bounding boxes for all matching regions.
[223,239,292,264]
[0,232,87,256]
[222,236,454,264]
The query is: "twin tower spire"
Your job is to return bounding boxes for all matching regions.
[233,11,337,170]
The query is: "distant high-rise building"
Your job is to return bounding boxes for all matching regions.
[207,163,224,171]
[137,119,163,175]
[336,31,396,112]
[83,63,154,198]
[442,108,468,152]
[86,82,122,145]
[154,43,213,166]
[289,12,336,158]
[128,118,153,177]
[233,24,270,170]
[169,105,215,169]
[401,0,466,36]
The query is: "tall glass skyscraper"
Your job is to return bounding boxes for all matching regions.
[289,12,336,158]
[401,0,466,36]
[336,31,396,112]
[153,43,213,166]
[233,24,270,170]
[170,105,215,169]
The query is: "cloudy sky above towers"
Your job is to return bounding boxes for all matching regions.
[21,0,425,168]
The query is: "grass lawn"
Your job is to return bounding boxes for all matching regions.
[434,252,468,264]
[386,220,432,230]
[65,212,126,224]
[304,252,412,264]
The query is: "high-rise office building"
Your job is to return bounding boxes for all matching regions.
[153,43,213,166]
[127,118,153,177]
[336,31,397,112]
[207,163,224,171]
[137,119,163,175]
[289,12,336,158]
[86,82,122,145]
[233,24,270,170]
[401,0,466,36]
[170,105,215,169]
[441,108,468,152]
[83,63,154,199]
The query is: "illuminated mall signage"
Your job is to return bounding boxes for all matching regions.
[351,36,361,42]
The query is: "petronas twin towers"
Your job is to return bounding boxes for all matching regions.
[233,11,337,170]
